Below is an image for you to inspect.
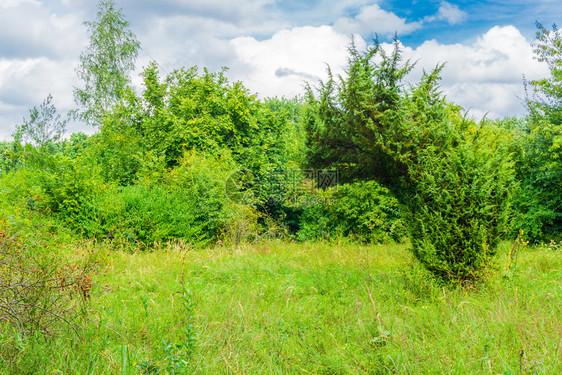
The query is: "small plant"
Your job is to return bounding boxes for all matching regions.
[137,286,196,374]
[370,326,391,347]
[164,286,196,374]
[504,229,528,279]
[0,223,97,340]
[546,239,562,251]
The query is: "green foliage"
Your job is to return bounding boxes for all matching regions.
[529,22,562,125]
[93,64,303,188]
[92,107,147,186]
[3,150,102,227]
[297,180,406,243]
[121,150,247,245]
[74,0,140,126]
[0,134,108,242]
[263,96,308,168]
[305,41,414,186]
[513,23,562,242]
[404,121,515,281]
[306,40,516,282]
[0,141,22,176]
[56,149,253,247]
[510,120,562,241]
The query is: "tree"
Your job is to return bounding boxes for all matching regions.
[529,22,562,125]
[14,94,67,149]
[306,40,515,282]
[74,0,140,126]
[513,23,562,242]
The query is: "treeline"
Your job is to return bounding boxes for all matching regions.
[0,65,404,247]
[0,1,561,282]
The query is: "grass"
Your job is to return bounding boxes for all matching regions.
[1,239,561,374]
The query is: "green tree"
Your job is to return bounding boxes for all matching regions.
[74,0,140,126]
[529,22,562,125]
[513,23,562,242]
[14,94,67,150]
[95,63,305,190]
[306,40,515,282]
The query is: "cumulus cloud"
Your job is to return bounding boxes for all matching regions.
[403,25,549,118]
[275,67,318,81]
[0,57,80,135]
[120,0,278,32]
[229,26,365,98]
[0,1,557,141]
[334,3,421,36]
[229,24,548,119]
[0,1,87,140]
[421,1,467,26]
[0,1,84,59]
[435,1,467,25]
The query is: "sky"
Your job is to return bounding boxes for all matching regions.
[0,0,560,141]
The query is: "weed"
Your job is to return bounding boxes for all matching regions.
[136,286,196,374]
[504,229,528,279]
[0,224,97,339]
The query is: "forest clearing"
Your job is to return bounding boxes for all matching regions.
[1,1,561,373]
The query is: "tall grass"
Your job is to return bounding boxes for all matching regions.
[1,240,560,373]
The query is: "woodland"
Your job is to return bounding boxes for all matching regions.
[0,0,561,373]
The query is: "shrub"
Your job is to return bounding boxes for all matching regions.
[68,149,259,247]
[511,122,562,242]
[404,122,515,281]
[511,23,562,242]
[297,180,406,243]
[0,148,106,236]
[0,221,97,339]
[0,142,22,176]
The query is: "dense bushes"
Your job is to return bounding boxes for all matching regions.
[509,23,562,243]
[94,150,250,246]
[509,120,562,242]
[96,63,304,188]
[297,180,406,243]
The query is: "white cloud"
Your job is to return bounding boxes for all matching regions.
[334,3,421,36]
[0,2,85,59]
[230,26,366,98]
[0,57,80,140]
[436,1,467,25]
[0,0,40,9]
[403,25,549,118]
[0,1,556,141]
[229,24,549,119]
[121,0,277,30]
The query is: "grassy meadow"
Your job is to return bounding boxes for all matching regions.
[2,239,560,374]
[1,2,562,374]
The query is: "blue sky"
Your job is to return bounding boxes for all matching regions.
[0,0,560,140]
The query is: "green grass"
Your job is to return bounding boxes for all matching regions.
[1,239,561,374]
